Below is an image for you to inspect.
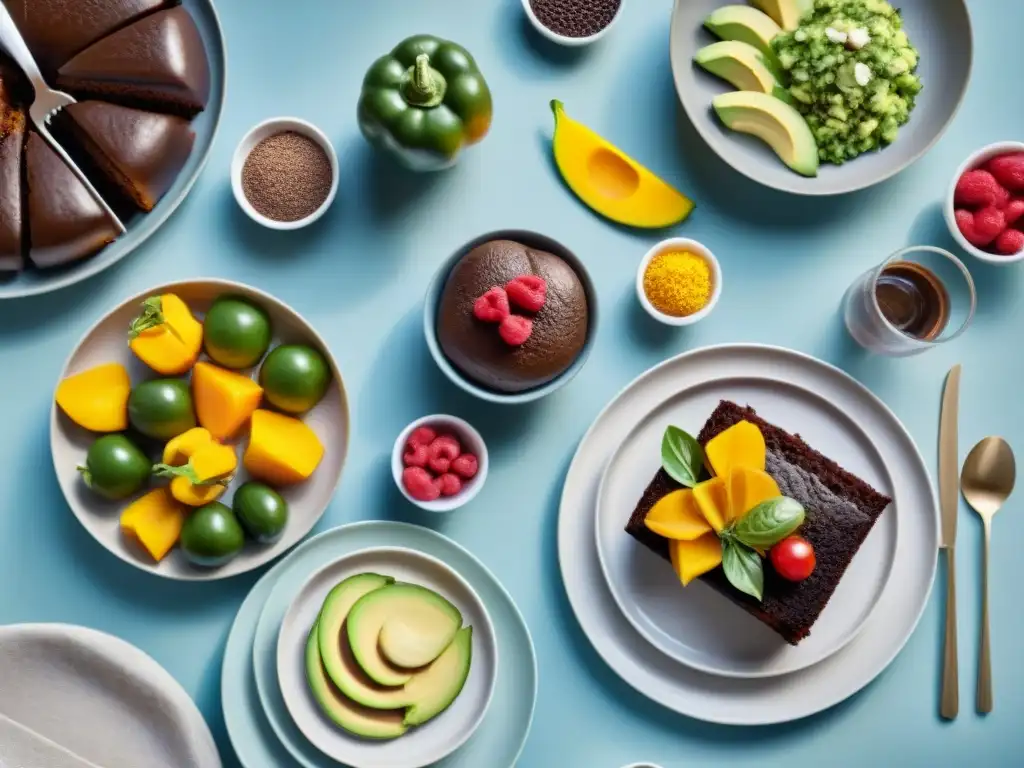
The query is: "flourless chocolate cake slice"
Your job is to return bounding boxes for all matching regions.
[624,400,891,645]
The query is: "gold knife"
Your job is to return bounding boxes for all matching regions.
[939,364,962,720]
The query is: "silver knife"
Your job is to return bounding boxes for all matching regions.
[939,364,962,720]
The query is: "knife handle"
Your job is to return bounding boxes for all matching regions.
[941,547,959,720]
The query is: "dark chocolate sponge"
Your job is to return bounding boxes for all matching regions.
[625,400,891,645]
[437,239,589,393]
[0,57,27,272]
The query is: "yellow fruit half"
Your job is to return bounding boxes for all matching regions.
[705,420,766,477]
[669,534,724,585]
[551,100,694,229]
[692,476,729,531]
[727,466,781,522]
[644,489,712,540]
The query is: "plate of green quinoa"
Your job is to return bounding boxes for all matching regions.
[671,0,973,195]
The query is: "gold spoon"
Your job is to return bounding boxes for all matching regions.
[961,436,1016,714]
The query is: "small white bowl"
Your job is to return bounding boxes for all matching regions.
[945,141,1024,265]
[520,0,624,47]
[392,415,489,513]
[231,117,339,231]
[636,238,722,326]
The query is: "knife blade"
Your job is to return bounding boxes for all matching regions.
[939,365,962,548]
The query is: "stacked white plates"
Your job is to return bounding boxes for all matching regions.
[560,345,939,723]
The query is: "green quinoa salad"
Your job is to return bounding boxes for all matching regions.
[772,0,923,165]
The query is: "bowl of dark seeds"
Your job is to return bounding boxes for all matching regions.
[231,117,339,230]
[522,0,624,46]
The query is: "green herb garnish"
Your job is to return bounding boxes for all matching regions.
[732,496,806,549]
[660,426,704,488]
[721,538,764,601]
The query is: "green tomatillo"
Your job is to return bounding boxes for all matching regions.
[357,35,493,171]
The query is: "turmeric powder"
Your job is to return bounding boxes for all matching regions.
[643,250,712,317]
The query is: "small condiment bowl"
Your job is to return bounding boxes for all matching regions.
[636,237,722,326]
[231,117,339,231]
[945,141,1024,265]
[520,0,625,47]
[392,414,489,513]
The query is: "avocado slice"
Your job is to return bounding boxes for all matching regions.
[347,583,463,686]
[748,0,813,30]
[402,626,473,726]
[305,624,407,740]
[712,91,819,177]
[703,5,785,79]
[694,41,793,105]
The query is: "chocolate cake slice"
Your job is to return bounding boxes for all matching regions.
[624,400,891,645]
[0,56,27,273]
[57,7,211,118]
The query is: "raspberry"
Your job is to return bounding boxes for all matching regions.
[407,426,436,448]
[473,287,510,323]
[988,153,1024,192]
[498,315,533,346]
[428,435,461,474]
[955,169,1002,208]
[451,453,479,479]
[994,183,1011,208]
[995,228,1024,255]
[974,206,1006,244]
[403,444,429,468]
[402,467,441,502]
[1003,198,1024,225]
[437,473,463,497]
[505,275,548,313]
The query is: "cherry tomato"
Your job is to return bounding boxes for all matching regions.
[770,536,815,582]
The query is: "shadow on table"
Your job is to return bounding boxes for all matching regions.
[491,0,594,72]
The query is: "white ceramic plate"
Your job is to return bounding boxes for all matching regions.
[50,278,350,581]
[0,624,220,767]
[273,546,497,768]
[559,345,938,724]
[595,375,896,678]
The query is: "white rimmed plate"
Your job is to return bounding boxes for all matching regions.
[274,546,498,768]
[560,344,938,724]
[596,375,897,678]
[50,278,350,581]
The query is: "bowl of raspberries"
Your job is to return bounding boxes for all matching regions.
[948,142,1024,264]
[392,414,488,512]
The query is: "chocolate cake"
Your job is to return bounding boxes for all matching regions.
[3,0,173,77]
[58,101,195,212]
[0,57,26,272]
[25,133,119,268]
[57,7,211,118]
[624,400,891,644]
[437,239,589,393]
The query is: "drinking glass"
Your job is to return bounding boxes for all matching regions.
[843,245,976,356]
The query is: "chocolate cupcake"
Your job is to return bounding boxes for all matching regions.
[437,239,589,393]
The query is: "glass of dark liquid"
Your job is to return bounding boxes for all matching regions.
[843,246,975,356]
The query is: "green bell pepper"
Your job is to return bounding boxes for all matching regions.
[357,35,493,171]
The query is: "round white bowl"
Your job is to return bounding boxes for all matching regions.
[945,141,1024,265]
[520,0,624,47]
[636,238,722,326]
[231,117,339,231]
[392,415,489,513]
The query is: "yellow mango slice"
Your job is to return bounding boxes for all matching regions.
[128,294,203,375]
[55,362,131,432]
[692,477,729,532]
[169,476,227,507]
[644,489,712,541]
[154,442,236,507]
[120,488,189,562]
[192,362,263,440]
[162,427,215,465]
[669,533,724,585]
[244,409,324,485]
[705,420,766,477]
[551,100,694,229]
[727,466,781,522]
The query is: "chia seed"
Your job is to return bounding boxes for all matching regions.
[241,131,333,222]
[529,0,622,39]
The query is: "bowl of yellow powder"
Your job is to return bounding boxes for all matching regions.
[636,238,721,326]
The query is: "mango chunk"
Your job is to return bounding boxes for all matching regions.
[669,533,724,585]
[55,362,131,432]
[120,488,189,562]
[705,420,766,477]
[644,489,712,540]
[727,466,781,522]
[129,294,203,375]
[692,476,729,532]
[162,427,215,465]
[244,409,324,485]
[155,442,236,507]
[192,362,263,440]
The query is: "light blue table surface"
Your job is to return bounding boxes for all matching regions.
[1,0,1021,765]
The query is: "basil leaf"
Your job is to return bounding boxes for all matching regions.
[722,539,764,601]
[660,426,704,488]
[734,496,806,549]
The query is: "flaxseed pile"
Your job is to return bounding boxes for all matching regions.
[529,0,621,38]
[241,131,332,222]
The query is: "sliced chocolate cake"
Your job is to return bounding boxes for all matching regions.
[0,57,27,272]
[624,400,891,645]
